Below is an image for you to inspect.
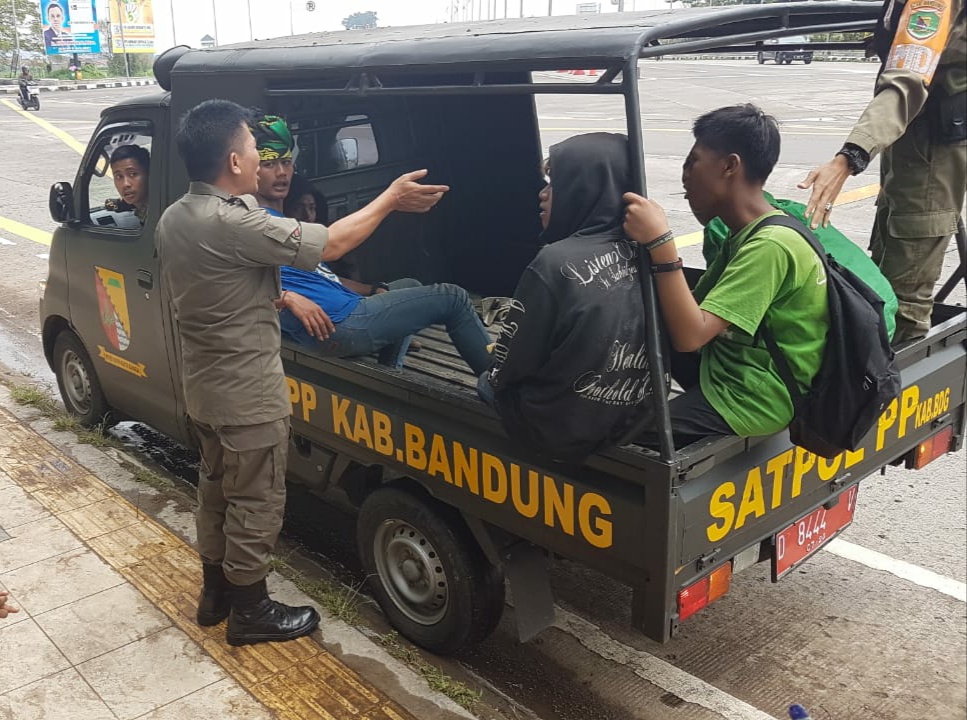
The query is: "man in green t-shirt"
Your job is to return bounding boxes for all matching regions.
[623,104,830,441]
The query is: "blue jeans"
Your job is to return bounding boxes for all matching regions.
[282,282,492,374]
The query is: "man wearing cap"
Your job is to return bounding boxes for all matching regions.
[158,100,447,647]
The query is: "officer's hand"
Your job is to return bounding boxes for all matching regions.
[623,193,673,248]
[284,291,335,341]
[798,155,851,229]
[388,170,450,214]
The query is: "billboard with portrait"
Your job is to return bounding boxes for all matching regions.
[41,0,102,55]
[110,0,156,54]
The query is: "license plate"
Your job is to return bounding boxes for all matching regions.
[772,485,858,580]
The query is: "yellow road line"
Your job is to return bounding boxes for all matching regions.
[835,183,880,205]
[0,214,52,246]
[1,98,86,155]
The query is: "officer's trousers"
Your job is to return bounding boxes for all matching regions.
[192,418,289,586]
[872,111,967,342]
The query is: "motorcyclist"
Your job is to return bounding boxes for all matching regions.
[18,66,33,104]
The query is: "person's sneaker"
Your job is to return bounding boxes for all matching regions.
[479,297,514,327]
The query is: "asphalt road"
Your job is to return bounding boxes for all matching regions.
[0,61,964,720]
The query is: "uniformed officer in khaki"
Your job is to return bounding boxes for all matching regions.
[157,99,447,646]
[800,0,966,343]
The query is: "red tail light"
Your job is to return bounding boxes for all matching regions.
[678,563,732,622]
[909,426,954,470]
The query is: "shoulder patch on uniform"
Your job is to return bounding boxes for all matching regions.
[907,2,943,39]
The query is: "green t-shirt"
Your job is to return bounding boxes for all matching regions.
[695,210,829,437]
[704,194,897,339]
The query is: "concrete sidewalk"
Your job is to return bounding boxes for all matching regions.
[0,78,157,95]
[0,386,473,720]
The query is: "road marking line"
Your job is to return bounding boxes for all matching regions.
[0,237,15,245]
[1,98,86,155]
[0,216,52,247]
[825,538,967,602]
[835,184,880,205]
[552,607,777,720]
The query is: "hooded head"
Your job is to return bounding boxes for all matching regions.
[539,132,630,245]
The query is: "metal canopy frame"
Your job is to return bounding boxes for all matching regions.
[189,2,882,464]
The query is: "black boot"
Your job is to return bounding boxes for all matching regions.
[197,563,231,626]
[226,578,320,647]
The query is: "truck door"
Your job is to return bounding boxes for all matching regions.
[65,114,180,438]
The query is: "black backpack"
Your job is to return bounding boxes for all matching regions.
[755,214,901,459]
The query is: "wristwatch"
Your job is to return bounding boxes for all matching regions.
[835,143,870,176]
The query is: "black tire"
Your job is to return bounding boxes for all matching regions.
[357,487,505,655]
[757,52,765,65]
[53,331,112,427]
[803,54,813,65]
[32,97,40,110]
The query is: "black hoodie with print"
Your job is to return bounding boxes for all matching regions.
[487,133,657,461]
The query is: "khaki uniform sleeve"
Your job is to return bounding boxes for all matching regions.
[227,197,328,271]
[846,0,964,159]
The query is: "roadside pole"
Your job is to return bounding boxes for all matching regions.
[115,0,131,77]
[12,0,22,74]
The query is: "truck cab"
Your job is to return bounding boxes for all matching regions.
[40,3,967,655]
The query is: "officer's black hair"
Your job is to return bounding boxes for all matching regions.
[692,104,780,185]
[111,144,150,173]
[176,99,254,184]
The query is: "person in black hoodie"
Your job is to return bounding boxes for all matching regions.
[478,133,657,461]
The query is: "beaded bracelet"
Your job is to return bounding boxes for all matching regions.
[643,230,675,252]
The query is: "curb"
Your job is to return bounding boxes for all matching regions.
[0,78,157,95]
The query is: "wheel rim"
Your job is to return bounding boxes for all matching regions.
[372,519,449,626]
[60,349,93,415]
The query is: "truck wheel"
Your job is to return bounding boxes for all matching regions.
[757,52,765,65]
[804,55,813,65]
[53,331,111,427]
[358,487,505,655]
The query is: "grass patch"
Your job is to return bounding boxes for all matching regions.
[267,554,364,625]
[377,632,482,711]
[9,383,59,415]
[130,467,172,491]
[8,382,116,448]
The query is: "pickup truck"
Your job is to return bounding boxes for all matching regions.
[758,35,815,65]
[40,3,967,655]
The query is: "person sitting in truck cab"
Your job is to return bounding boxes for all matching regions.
[251,114,494,375]
[478,133,658,462]
[623,103,830,441]
[104,144,150,225]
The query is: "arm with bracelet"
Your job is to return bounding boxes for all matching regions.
[623,193,730,353]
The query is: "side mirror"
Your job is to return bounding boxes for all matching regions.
[49,182,78,224]
[338,137,359,170]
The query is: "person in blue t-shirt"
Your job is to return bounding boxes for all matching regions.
[251,115,492,374]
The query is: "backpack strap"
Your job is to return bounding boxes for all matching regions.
[746,213,830,408]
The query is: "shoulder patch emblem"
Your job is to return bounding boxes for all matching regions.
[908,6,942,40]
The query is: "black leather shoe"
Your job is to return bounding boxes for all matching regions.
[226,579,320,647]
[196,563,230,627]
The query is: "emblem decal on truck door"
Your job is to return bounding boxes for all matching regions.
[94,266,147,378]
[95,266,131,351]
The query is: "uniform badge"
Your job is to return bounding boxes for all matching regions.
[907,5,942,40]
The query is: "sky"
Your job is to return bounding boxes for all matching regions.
[89,0,671,52]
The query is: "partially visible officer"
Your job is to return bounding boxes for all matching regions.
[157,99,447,646]
[799,0,966,343]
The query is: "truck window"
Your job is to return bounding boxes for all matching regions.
[81,123,153,233]
[291,114,379,177]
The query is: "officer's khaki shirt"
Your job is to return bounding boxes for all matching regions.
[846,0,966,158]
[158,181,327,427]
